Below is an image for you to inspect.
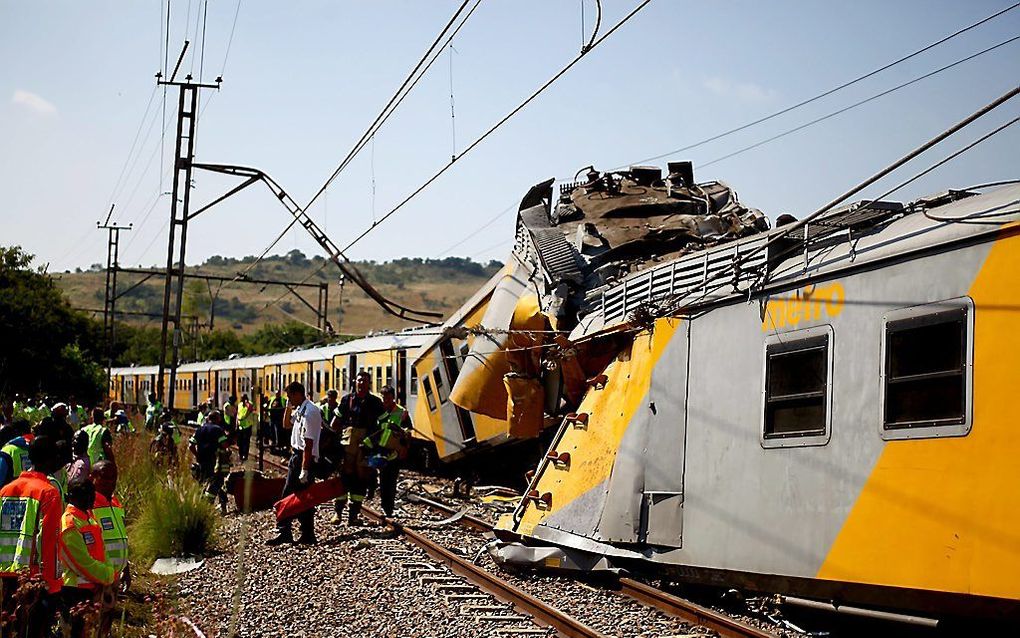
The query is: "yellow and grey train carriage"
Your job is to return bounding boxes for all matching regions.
[110,330,431,427]
[496,184,1020,621]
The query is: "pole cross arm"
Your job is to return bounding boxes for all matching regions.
[192,162,442,323]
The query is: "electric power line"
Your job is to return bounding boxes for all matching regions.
[617,1,1020,169]
[337,0,655,256]
[696,34,1020,170]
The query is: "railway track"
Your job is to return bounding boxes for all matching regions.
[176,428,774,637]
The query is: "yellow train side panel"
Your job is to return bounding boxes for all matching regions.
[513,319,680,536]
[818,230,1020,600]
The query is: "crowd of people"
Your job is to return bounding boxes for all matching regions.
[0,396,128,637]
[185,371,413,546]
[0,372,413,634]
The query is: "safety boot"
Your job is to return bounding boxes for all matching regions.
[348,502,363,527]
[265,530,293,546]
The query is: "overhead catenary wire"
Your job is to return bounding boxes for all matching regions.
[234,0,481,284]
[337,0,655,257]
[697,34,1020,170]
[258,0,654,318]
[658,84,1020,317]
[617,1,1020,169]
[437,202,516,257]
[221,0,243,76]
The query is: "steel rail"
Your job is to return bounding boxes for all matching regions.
[361,505,607,638]
[172,424,773,638]
[407,493,778,638]
[617,577,776,638]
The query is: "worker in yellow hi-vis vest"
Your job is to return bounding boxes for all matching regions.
[236,394,255,463]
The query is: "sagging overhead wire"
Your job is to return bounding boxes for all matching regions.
[697,34,1020,169]
[338,0,656,257]
[237,0,482,282]
[617,1,1020,169]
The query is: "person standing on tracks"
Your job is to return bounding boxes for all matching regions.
[222,395,238,433]
[267,390,285,452]
[188,410,229,514]
[332,371,384,527]
[267,381,322,546]
[236,394,255,463]
[362,385,412,518]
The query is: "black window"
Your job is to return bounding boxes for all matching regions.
[410,365,418,396]
[884,307,967,429]
[764,334,829,438]
[422,376,436,411]
[432,368,447,403]
[316,370,321,394]
[385,365,393,388]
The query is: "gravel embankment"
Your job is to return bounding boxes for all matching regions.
[176,505,551,638]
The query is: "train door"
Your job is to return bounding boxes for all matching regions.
[603,321,690,549]
[438,339,475,441]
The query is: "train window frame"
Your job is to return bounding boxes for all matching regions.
[760,324,834,449]
[879,297,973,441]
[422,375,436,411]
[432,368,448,403]
[409,365,418,396]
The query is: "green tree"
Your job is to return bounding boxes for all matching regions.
[0,246,105,402]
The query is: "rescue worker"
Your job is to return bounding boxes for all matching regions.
[91,461,129,591]
[320,389,340,428]
[222,395,238,432]
[266,381,322,546]
[333,371,384,526]
[0,419,33,488]
[0,436,65,636]
[144,393,162,432]
[57,476,116,637]
[67,430,92,485]
[81,409,115,466]
[236,394,255,463]
[189,410,229,513]
[267,390,285,451]
[362,385,412,518]
[36,408,74,446]
[67,398,87,431]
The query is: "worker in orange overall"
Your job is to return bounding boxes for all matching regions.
[0,435,64,637]
[57,476,116,637]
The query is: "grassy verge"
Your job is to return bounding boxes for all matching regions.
[111,433,221,636]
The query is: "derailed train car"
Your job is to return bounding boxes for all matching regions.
[489,179,1020,621]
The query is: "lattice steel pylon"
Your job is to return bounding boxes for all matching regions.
[154,42,221,408]
[97,206,131,389]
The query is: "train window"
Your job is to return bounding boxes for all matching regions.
[341,368,349,392]
[881,299,973,440]
[761,325,832,448]
[410,365,418,396]
[422,376,437,411]
[385,365,393,389]
[432,368,448,403]
[316,371,321,394]
[375,367,383,392]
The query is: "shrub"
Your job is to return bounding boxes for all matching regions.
[116,435,220,563]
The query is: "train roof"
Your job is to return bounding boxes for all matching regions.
[574,182,1020,339]
[110,327,434,376]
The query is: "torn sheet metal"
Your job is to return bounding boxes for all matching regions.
[487,540,624,575]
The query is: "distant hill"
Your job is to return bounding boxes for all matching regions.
[56,251,502,336]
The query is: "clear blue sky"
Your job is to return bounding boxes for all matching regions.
[2,1,1018,274]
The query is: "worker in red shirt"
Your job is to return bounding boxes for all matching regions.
[0,436,65,637]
